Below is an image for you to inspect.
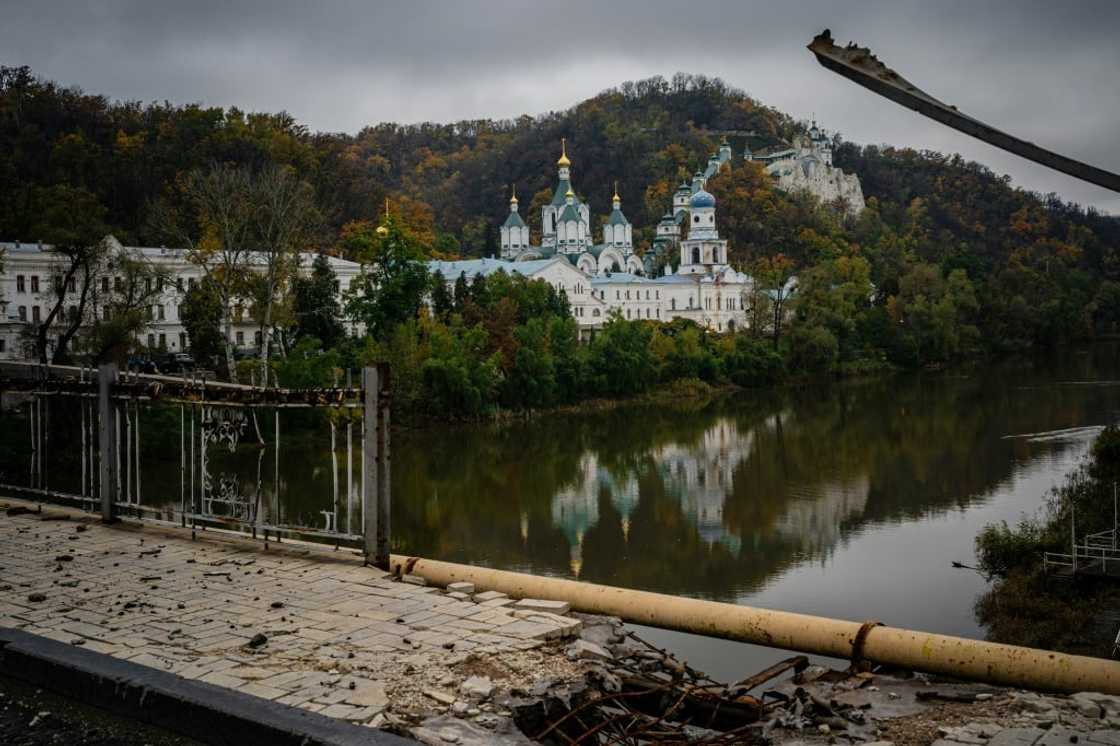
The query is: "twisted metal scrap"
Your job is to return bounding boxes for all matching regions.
[534,631,772,745]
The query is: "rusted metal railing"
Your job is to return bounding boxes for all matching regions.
[0,360,391,568]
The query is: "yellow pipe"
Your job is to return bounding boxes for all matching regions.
[391,554,1120,695]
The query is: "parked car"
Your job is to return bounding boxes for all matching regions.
[126,355,160,374]
[159,352,195,373]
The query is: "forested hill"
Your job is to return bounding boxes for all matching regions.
[0,69,799,252]
[3,65,1120,357]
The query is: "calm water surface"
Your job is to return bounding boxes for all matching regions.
[393,344,1120,679]
[3,345,1119,681]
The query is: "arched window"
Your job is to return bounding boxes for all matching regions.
[671,298,676,311]
[692,247,701,264]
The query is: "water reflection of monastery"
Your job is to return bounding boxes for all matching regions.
[550,419,870,575]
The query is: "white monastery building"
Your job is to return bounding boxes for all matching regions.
[747,121,865,215]
[1,121,859,356]
[444,136,765,334]
[0,238,361,361]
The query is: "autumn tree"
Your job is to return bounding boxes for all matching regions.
[26,184,108,363]
[86,250,172,363]
[250,165,320,382]
[752,253,798,349]
[155,164,255,380]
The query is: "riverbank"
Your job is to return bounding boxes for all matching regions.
[973,423,1120,658]
[974,571,1120,657]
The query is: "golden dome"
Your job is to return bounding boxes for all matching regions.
[376,224,389,237]
[510,185,518,204]
[557,137,571,167]
[565,187,574,199]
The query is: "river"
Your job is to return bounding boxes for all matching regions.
[391,344,1120,680]
[2,344,1118,682]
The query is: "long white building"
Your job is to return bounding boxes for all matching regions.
[0,237,361,361]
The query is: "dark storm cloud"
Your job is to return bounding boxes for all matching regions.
[2,0,1118,212]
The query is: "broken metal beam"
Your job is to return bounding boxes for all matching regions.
[808,30,1120,193]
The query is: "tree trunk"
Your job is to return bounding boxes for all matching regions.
[52,265,94,365]
[258,294,274,388]
[772,296,783,349]
[223,301,237,384]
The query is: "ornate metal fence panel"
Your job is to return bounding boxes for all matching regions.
[0,361,391,568]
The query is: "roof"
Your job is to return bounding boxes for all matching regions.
[0,240,361,272]
[502,210,527,229]
[550,178,578,207]
[427,256,574,282]
[690,189,716,209]
[558,202,581,223]
[606,206,629,226]
[591,272,649,285]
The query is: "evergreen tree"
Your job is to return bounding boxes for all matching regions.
[293,252,345,348]
[452,272,469,312]
[430,270,453,320]
[180,278,225,364]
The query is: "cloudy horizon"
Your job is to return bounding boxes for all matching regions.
[3,0,1118,214]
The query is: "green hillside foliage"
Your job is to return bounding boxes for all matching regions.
[3,65,1120,391]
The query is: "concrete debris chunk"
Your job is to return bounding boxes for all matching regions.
[472,591,507,602]
[424,689,456,706]
[567,639,613,661]
[446,582,475,595]
[478,598,514,608]
[511,598,570,615]
[402,574,428,586]
[344,681,388,710]
[459,675,494,701]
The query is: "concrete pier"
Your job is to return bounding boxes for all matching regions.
[0,497,586,733]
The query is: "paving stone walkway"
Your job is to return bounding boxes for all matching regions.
[0,498,586,732]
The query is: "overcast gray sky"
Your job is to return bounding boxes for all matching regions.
[3,0,1118,213]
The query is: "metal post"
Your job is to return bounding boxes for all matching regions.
[274,410,280,527]
[346,420,353,535]
[1072,497,1078,573]
[1113,482,1117,551]
[180,405,186,527]
[330,419,338,542]
[97,364,118,522]
[81,399,87,500]
[362,366,380,567]
[134,401,141,505]
[124,403,131,504]
[376,363,391,569]
[42,397,48,493]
